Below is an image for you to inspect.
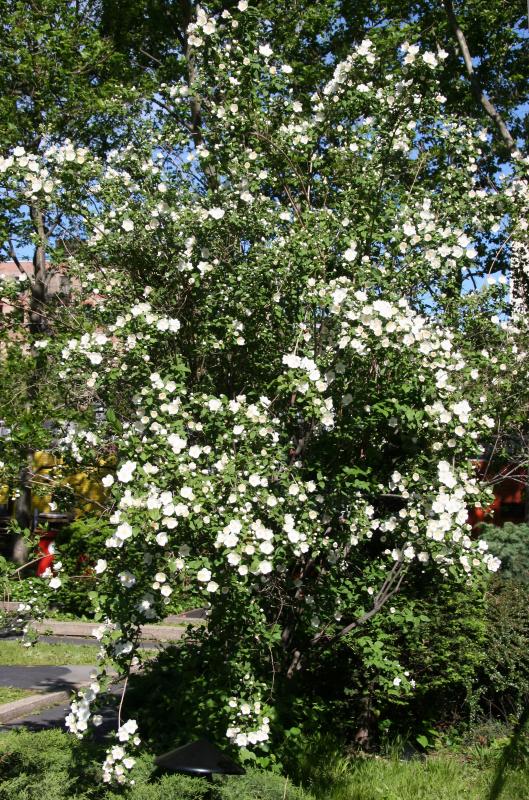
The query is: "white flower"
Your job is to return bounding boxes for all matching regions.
[102,474,114,487]
[116,460,137,483]
[116,522,133,541]
[156,531,168,546]
[197,567,212,582]
[208,207,225,220]
[259,44,273,58]
[167,433,187,453]
[161,584,173,597]
[122,219,134,232]
[117,719,138,742]
[343,245,357,262]
[437,461,457,489]
[238,0,248,9]
[49,577,61,589]
[282,353,301,369]
[372,299,394,319]
[259,560,272,574]
[95,559,107,574]
[119,571,136,588]
[422,51,438,68]
[485,554,501,573]
[206,580,219,592]
[208,398,222,412]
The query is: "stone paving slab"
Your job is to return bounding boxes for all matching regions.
[2,632,163,648]
[1,600,206,620]
[34,620,188,641]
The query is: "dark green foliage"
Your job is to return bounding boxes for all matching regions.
[0,729,103,800]
[52,516,113,617]
[125,575,489,759]
[51,515,201,618]
[478,578,529,719]
[481,523,529,584]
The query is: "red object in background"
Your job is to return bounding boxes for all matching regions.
[36,530,57,576]
[34,512,73,576]
[468,461,527,531]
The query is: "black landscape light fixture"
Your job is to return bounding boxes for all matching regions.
[154,738,245,782]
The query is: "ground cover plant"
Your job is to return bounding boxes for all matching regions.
[0,0,529,787]
[0,687,35,704]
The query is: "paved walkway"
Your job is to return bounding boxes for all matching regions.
[0,693,119,737]
[0,665,96,692]
[0,663,123,733]
[0,608,206,730]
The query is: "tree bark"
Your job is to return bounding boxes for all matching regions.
[29,203,49,335]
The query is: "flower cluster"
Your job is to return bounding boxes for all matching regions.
[226,696,271,747]
[101,720,140,784]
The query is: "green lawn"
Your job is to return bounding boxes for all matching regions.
[0,639,157,666]
[0,686,36,704]
[0,641,99,666]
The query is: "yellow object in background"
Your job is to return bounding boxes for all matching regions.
[32,451,107,516]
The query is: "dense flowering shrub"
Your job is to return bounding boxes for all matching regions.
[1,1,529,781]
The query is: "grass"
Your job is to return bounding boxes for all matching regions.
[1,728,529,800]
[290,731,529,800]
[0,639,157,666]
[0,640,99,666]
[0,686,35,704]
[306,754,529,799]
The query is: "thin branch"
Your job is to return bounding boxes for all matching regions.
[316,562,406,645]
[7,241,30,278]
[443,0,518,153]
[286,562,407,678]
[117,675,128,729]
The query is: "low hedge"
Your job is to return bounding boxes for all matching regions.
[0,729,312,800]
